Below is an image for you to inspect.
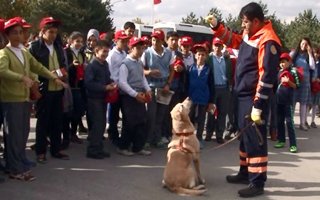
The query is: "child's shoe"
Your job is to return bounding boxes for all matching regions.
[274,141,285,148]
[289,145,298,153]
[311,122,317,128]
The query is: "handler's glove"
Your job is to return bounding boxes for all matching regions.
[205,15,218,28]
[251,107,263,125]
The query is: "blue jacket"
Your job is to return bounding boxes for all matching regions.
[186,63,215,105]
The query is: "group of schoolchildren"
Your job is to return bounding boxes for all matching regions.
[0,15,319,184]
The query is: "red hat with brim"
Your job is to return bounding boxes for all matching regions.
[114,30,129,40]
[280,52,292,62]
[192,43,209,53]
[180,36,193,46]
[0,19,5,32]
[12,17,32,29]
[212,37,223,46]
[99,32,107,40]
[128,36,145,47]
[151,29,165,41]
[4,18,22,31]
[39,17,61,29]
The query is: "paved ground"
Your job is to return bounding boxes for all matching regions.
[0,108,320,200]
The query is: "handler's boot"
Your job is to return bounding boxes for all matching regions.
[226,173,249,184]
[238,184,264,198]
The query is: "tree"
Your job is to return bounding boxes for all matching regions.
[284,9,320,49]
[5,0,115,35]
[132,17,144,24]
[181,12,200,25]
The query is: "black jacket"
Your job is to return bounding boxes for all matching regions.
[65,47,86,88]
[29,38,66,94]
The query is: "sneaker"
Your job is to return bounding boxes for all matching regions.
[305,122,311,129]
[238,184,264,198]
[117,148,134,156]
[289,145,298,153]
[135,149,152,156]
[153,141,167,149]
[274,141,285,148]
[216,137,225,144]
[160,137,170,144]
[311,122,317,128]
[299,125,308,131]
[226,173,249,184]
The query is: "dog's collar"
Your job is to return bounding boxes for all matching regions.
[175,132,194,136]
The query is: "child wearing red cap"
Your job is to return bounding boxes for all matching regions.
[106,30,129,145]
[29,16,70,162]
[141,29,175,148]
[0,17,66,181]
[117,36,152,156]
[187,43,215,148]
[274,53,300,153]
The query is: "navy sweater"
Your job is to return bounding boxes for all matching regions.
[85,58,113,99]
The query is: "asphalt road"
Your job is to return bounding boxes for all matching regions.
[0,108,320,200]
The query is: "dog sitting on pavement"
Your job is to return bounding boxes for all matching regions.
[162,98,206,196]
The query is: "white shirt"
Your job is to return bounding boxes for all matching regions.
[45,43,54,56]
[106,47,127,83]
[119,55,151,97]
[8,45,24,64]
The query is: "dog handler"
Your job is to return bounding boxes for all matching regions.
[206,2,281,198]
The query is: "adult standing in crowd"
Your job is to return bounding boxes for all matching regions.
[0,17,66,181]
[291,37,315,131]
[29,17,70,163]
[206,2,281,197]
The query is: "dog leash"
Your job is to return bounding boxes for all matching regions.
[205,116,265,151]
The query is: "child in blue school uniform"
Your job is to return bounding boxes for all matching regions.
[186,43,215,148]
[274,53,300,153]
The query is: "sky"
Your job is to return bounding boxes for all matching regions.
[110,0,320,29]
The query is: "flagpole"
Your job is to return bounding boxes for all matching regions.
[152,0,155,25]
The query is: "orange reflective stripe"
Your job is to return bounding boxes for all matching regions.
[248,166,267,173]
[247,157,268,164]
[240,160,248,166]
[239,151,247,158]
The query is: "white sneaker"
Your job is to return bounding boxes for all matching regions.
[136,149,152,156]
[117,148,134,156]
[160,137,169,144]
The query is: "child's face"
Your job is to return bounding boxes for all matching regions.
[280,59,290,69]
[195,50,207,65]
[115,38,128,51]
[180,45,191,55]
[167,36,179,50]
[87,35,97,49]
[151,37,163,49]
[6,25,24,47]
[130,44,144,59]
[71,36,84,50]
[42,27,58,44]
[95,46,109,61]
[124,27,135,37]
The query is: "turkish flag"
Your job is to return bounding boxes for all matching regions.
[154,0,161,4]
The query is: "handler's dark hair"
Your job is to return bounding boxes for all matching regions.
[239,2,264,22]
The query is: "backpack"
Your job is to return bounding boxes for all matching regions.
[292,66,304,83]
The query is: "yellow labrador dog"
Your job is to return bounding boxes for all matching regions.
[163,98,206,196]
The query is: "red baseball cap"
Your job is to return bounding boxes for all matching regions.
[12,17,32,28]
[192,43,209,53]
[39,17,61,29]
[4,17,22,31]
[180,36,193,46]
[212,37,223,46]
[99,32,107,40]
[114,30,129,40]
[0,19,4,32]
[280,52,292,62]
[151,29,165,41]
[128,36,145,47]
